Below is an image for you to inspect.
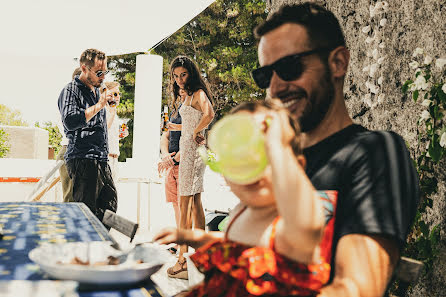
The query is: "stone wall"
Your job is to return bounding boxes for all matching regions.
[267,1,446,296]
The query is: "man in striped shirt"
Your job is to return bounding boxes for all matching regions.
[58,48,117,221]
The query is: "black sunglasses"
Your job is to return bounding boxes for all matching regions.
[251,48,329,89]
[87,66,109,78]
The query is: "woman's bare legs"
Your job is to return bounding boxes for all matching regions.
[178,195,193,260]
[170,200,181,252]
[168,192,206,277]
[172,201,181,228]
[168,195,193,277]
[192,193,205,230]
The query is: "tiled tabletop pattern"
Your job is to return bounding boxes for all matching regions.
[0,202,166,297]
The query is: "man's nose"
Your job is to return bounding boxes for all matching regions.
[268,71,287,97]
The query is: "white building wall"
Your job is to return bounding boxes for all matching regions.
[0,125,49,159]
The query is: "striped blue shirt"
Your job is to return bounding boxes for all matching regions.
[58,76,108,162]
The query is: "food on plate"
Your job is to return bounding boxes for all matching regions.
[57,256,143,266]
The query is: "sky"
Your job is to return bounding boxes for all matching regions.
[0,0,214,126]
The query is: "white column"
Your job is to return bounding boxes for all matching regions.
[129,54,163,179]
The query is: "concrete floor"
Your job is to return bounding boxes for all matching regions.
[110,229,195,296]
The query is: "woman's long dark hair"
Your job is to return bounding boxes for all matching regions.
[169,56,213,115]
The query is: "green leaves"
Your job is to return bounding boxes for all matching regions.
[105,0,267,160]
[413,89,419,101]
[428,135,443,162]
[0,104,28,126]
[154,0,267,117]
[0,128,10,158]
[402,79,412,93]
[35,121,63,158]
[402,51,445,279]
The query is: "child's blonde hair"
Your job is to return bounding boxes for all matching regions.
[100,81,120,93]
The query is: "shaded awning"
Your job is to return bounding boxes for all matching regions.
[0,0,215,57]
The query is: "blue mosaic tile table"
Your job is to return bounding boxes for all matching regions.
[0,202,166,297]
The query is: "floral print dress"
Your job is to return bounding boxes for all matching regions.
[178,94,206,196]
[187,191,338,297]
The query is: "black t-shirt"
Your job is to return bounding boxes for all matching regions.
[168,106,182,154]
[303,124,420,281]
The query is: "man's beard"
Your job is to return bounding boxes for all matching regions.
[87,75,101,88]
[299,66,335,132]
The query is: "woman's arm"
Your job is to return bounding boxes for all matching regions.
[160,131,171,157]
[106,106,116,129]
[265,111,325,264]
[193,90,214,142]
[167,122,182,131]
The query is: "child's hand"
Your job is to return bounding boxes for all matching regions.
[264,109,295,153]
[154,227,223,249]
[153,227,185,245]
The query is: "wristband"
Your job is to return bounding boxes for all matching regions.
[171,155,180,166]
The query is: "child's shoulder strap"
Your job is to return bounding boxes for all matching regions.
[224,204,248,240]
[269,216,280,250]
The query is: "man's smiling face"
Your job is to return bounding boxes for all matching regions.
[258,23,335,132]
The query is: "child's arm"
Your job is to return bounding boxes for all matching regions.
[153,227,224,250]
[265,111,325,264]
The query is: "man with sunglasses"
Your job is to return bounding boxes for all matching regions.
[58,48,117,222]
[252,3,419,296]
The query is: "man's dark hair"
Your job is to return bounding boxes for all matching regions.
[72,67,82,79]
[79,48,106,68]
[255,2,345,51]
[169,55,213,117]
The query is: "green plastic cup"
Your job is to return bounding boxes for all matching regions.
[199,113,268,185]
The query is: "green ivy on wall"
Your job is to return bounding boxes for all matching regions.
[400,48,445,287]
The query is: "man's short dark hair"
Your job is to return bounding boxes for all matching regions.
[255,2,346,50]
[79,49,106,68]
[72,67,82,79]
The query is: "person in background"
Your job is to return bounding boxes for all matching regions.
[56,67,82,202]
[58,48,117,221]
[100,81,129,182]
[250,3,420,296]
[157,90,184,254]
[166,56,215,279]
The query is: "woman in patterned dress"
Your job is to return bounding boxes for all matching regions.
[166,56,215,279]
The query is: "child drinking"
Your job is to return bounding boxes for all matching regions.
[154,100,337,296]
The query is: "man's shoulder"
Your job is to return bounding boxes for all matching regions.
[62,79,82,93]
[343,128,411,170]
[352,129,407,152]
[324,125,409,165]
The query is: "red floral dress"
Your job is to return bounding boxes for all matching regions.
[188,191,338,297]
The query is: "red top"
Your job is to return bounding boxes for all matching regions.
[188,190,338,297]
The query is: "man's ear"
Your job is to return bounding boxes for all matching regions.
[297,155,306,170]
[80,64,88,74]
[327,46,350,79]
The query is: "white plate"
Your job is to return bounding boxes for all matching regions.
[28,241,170,285]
